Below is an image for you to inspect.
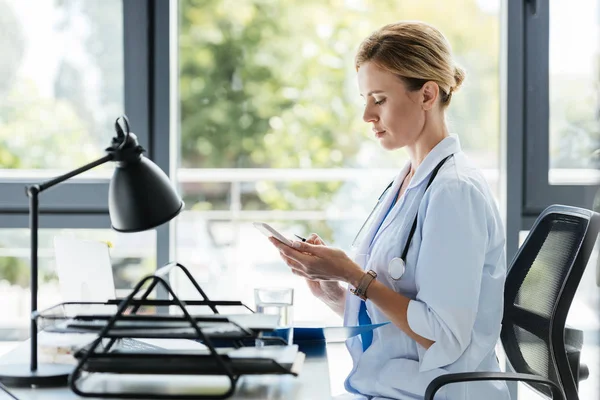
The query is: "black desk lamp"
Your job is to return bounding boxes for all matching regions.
[0,115,184,387]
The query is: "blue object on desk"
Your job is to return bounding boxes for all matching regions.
[260,326,293,345]
[271,323,387,355]
[274,322,389,343]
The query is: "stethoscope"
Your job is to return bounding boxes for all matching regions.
[352,155,453,280]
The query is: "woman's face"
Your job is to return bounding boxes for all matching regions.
[357,62,430,151]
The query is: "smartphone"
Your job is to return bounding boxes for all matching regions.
[252,222,293,246]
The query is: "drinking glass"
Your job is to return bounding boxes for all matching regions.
[254,287,294,346]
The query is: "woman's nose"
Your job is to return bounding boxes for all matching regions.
[363,106,378,123]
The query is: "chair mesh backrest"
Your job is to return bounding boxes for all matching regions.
[502,212,588,397]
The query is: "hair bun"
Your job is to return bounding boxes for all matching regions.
[452,66,466,92]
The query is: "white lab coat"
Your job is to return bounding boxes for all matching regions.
[342,136,510,400]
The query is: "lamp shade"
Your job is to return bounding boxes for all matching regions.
[109,156,184,232]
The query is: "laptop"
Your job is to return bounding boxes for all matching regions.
[53,236,204,353]
[53,236,116,304]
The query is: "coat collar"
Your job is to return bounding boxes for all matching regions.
[405,135,461,189]
[351,135,462,261]
[369,135,461,243]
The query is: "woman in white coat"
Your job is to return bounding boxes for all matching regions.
[269,21,510,400]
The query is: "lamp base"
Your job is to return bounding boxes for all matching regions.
[0,363,72,387]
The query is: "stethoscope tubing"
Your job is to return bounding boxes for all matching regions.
[353,155,453,281]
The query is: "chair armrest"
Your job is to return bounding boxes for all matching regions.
[424,372,564,400]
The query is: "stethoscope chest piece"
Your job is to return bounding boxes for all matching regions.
[388,257,406,280]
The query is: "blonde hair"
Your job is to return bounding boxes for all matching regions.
[355,21,465,107]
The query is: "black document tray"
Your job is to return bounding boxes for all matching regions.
[79,349,304,376]
[45,313,262,340]
[33,262,300,399]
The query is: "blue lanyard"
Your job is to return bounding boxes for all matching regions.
[359,190,398,351]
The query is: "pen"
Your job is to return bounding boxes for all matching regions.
[294,234,307,242]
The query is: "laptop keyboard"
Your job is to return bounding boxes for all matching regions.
[115,338,165,352]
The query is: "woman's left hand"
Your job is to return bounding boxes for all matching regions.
[268,237,363,285]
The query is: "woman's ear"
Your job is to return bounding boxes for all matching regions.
[421,81,439,110]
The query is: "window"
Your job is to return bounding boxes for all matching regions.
[521,0,598,213]
[176,0,502,324]
[0,0,126,217]
[0,0,140,342]
[0,0,123,172]
[549,0,600,182]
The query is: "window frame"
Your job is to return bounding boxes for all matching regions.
[522,0,598,215]
[0,0,174,275]
[0,0,173,232]
[505,0,598,262]
[0,0,150,221]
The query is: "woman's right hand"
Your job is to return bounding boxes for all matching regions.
[302,234,346,316]
[276,233,346,316]
[303,234,333,294]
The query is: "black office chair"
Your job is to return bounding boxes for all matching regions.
[425,205,600,400]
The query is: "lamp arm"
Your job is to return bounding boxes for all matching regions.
[26,153,113,372]
[35,154,114,193]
